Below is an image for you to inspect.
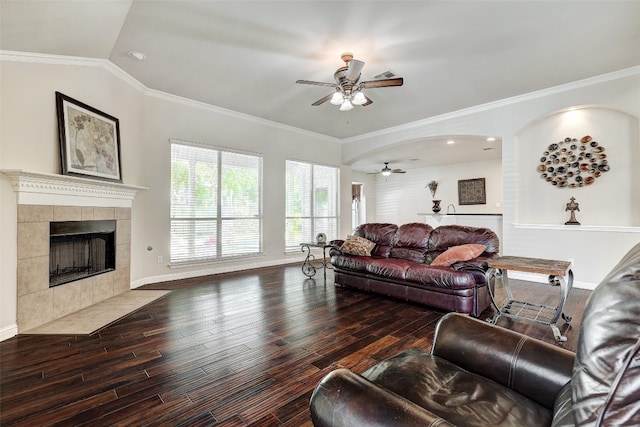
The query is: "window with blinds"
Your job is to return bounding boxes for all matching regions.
[170,140,262,264]
[285,160,339,251]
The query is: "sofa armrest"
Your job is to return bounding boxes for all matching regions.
[328,240,344,257]
[432,313,575,410]
[310,368,454,427]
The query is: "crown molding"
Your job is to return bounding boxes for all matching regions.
[0,50,340,144]
[3,50,637,145]
[342,65,640,144]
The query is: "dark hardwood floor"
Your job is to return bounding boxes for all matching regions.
[1,264,591,426]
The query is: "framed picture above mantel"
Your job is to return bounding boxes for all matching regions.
[55,92,122,182]
[458,178,486,205]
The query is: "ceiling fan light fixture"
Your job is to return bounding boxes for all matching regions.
[352,91,367,105]
[330,91,344,105]
[381,168,392,176]
[339,99,354,111]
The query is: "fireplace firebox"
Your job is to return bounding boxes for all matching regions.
[49,220,116,287]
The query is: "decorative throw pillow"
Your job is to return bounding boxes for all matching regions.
[431,244,486,267]
[340,235,376,256]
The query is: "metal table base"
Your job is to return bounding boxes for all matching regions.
[485,256,573,342]
[299,243,334,284]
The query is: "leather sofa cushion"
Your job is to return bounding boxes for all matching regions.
[406,264,478,289]
[354,223,398,257]
[332,255,479,290]
[390,222,433,263]
[365,258,415,281]
[572,242,640,426]
[427,225,500,262]
[362,349,552,427]
[331,254,371,272]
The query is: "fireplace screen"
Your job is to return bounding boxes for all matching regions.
[49,220,116,287]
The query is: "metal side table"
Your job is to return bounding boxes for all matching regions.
[485,256,573,342]
[299,243,335,284]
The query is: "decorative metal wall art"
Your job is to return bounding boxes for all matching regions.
[537,136,609,188]
[458,178,486,205]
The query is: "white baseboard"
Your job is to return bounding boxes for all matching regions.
[508,271,596,290]
[0,323,18,342]
[130,256,304,289]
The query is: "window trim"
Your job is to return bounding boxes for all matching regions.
[170,139,263,265]
[285,158,340,253]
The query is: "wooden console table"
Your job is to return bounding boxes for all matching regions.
[485,256,573,342]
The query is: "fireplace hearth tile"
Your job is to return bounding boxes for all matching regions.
[115,207,131,220]
[117,219,131,245]
[94,207,115,220]
[114,267,131,294]
[81,206,95,220]
[18,289,54,332]
[116,244,130,270]
[17,221,48,260]
[53,279,93,319]
[21,290,170,335]
[93,272,115,303]
[54,206,81,221]
[17,255,49,296]
[18,205,53,223]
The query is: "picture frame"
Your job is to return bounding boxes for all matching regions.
[55,92,122,182]
[458,178,486,205]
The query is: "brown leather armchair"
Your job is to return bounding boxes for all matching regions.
[310,243,640,426]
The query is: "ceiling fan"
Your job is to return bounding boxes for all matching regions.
[368,162,406,176]
[296,52,403,111]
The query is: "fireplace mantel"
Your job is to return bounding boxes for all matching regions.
[2,169,147,207]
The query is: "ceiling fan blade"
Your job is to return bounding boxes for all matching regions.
[296,79,337,88]
[346,59,365,82]
[362,95,373,107]
[311,93,334,106]
[391,169,406,174]
[361,77,404,88]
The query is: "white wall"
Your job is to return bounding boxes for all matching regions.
[373,159,503,224]
[342,69,640,289]
[0,56,347,340]
[517,106,639,226]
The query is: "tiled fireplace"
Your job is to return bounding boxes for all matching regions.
[3,170,144,332]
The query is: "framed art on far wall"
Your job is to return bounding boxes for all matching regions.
[55,92,122,182]
[458,178,486,205]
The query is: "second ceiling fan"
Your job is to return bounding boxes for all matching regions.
[296,53,403,111]
[369,162,406,176]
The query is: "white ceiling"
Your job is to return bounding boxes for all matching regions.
[2,1,639,172]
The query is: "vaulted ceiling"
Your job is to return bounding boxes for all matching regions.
[2,1,639,171]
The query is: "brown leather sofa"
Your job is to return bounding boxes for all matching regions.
[310,242,640,426]
[331,222,500,317]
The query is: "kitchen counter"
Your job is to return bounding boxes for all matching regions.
[419,213,503,252]
[418,213,503,216]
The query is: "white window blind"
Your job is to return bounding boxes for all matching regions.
[170,141,262,264]
[285,160,339,251]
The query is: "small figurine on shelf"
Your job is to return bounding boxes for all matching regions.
[565,197,580,225]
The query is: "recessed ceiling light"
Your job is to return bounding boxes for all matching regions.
[486,137,496,142]
[128,50,146,61]
[447,140,455,145]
